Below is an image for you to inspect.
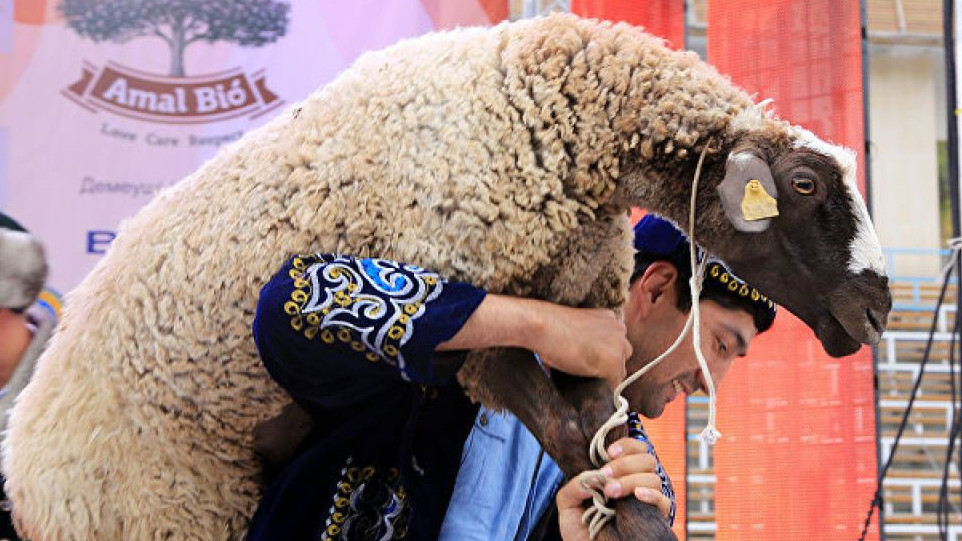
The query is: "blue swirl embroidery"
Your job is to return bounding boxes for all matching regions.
[286,254,444,381]
[361,258,412,293]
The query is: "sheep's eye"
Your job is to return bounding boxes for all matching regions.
[792,177,816,195]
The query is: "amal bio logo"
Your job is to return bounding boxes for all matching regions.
[60,0,289,124]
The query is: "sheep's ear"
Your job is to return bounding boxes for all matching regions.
[716,151,779,233]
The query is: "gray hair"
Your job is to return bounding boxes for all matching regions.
[0,229,48,312]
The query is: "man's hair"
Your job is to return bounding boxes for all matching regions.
[0,213,27,233]
[630,215,776,333]
[0,212,48,313]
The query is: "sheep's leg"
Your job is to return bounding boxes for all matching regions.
[457,348,595,476]
[548,245,677,541]
[457,350,677,541]
[551,371,627,446]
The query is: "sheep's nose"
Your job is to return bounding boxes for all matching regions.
[827,269,892,346]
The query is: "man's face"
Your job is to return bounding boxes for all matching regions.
[0,307,29,381]
[624,293,758,419]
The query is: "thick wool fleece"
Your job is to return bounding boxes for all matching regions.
[4,14,790,541]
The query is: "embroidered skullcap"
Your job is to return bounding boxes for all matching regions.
[632,214,777,332]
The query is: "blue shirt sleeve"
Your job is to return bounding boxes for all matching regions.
[253,253,487,408]
[441,410,676,541]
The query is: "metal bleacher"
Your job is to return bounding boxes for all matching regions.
[876,265,962,541]
[684,248,962,539]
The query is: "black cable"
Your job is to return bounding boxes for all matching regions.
[937,415,960,539]
[946,0,961,242]
[939,0,962,535]
[937,309,959,540]
[858,268,955,541]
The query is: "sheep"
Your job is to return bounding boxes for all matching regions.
[3,13,891,541]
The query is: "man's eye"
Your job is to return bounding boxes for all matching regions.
[717,340,727,353]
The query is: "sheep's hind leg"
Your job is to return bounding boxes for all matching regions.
[457,350,677,541]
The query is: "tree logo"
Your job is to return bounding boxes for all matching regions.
[60,0,290,123]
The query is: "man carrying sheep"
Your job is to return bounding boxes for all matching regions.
[438,214,775,541]
[247,214,774,541]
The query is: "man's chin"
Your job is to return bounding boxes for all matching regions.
[638,401,665,419]
[624,385,666,418]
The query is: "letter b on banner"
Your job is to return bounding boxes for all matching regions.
[86,230,116,254]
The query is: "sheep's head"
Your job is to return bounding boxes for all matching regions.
[708,126,891,358]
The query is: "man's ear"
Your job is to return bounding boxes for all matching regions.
[636,261,679,308]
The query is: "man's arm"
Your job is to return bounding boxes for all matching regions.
[253,253,630,409]
[439,293,629,388]
[253,253,485,407]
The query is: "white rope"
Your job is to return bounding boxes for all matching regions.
[581,143,721,538]
[577,470,616,538]
[686,143,721,446]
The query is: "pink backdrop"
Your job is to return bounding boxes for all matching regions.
[0,0,501,292]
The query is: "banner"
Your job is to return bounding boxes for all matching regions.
[571,0,685,50]
[707,1,880,539]
[0,0,502,292]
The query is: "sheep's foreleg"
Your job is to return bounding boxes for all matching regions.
[457,350,677,541]
[552,372,678,541]
[458,348,596,475]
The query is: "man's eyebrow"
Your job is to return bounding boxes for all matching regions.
[722,322,748,356]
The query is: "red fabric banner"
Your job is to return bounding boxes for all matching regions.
[706,1,880,539]
[570,0,685,49]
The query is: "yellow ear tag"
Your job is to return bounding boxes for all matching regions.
[741,179,779,221]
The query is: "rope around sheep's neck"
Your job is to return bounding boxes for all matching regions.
[579,143,721,539]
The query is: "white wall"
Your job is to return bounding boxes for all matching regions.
[868,50,943,277]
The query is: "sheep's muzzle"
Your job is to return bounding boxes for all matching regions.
[820,270,891,357]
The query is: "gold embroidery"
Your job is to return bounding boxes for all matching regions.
[285,254,444,373]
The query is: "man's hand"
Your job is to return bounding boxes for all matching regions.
[530,304,630,389]
[438,294,630,388]
[556,438,672,541]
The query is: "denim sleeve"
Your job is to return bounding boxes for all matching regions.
[253,253,487,407]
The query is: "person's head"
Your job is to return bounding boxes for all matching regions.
[0,212,48,377]
[623,214,776,418]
